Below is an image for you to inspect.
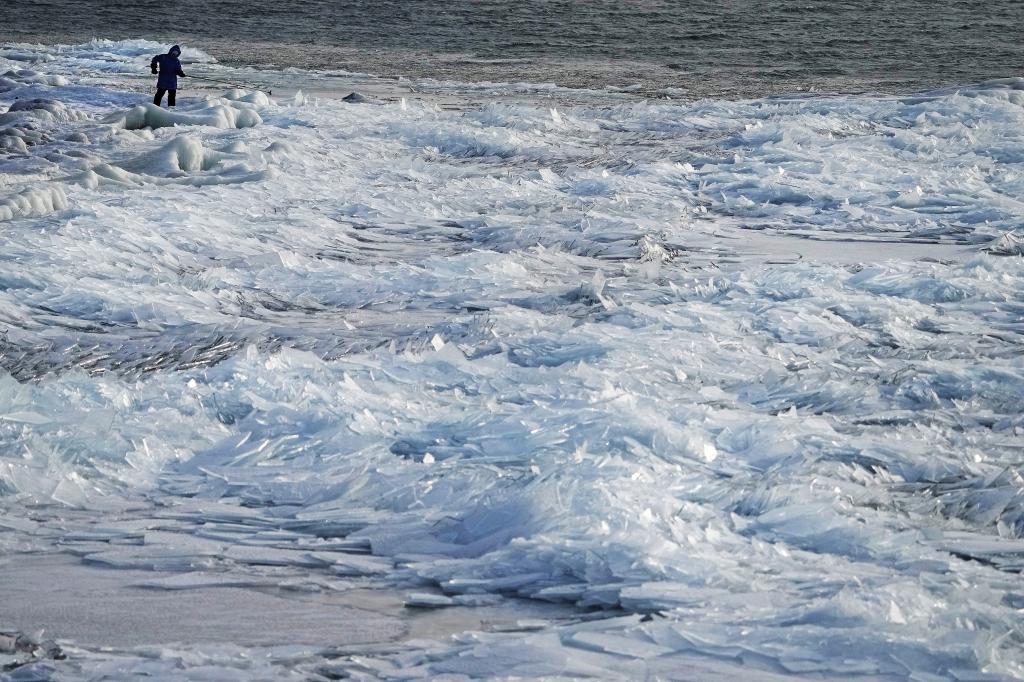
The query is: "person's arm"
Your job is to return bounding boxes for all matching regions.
[176,66,186,77]
[151,55,159,74]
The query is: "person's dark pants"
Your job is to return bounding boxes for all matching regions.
[154,88,176,107]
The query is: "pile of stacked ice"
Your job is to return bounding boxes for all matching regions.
[1,40,1022,680]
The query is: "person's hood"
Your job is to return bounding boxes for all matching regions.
[169,45,181,57]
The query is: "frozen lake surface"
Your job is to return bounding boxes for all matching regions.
[1,40,1023,680]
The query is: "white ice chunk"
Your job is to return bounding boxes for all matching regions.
[0,184,67,221]
[404,592,456,608]
[104,102,262,131]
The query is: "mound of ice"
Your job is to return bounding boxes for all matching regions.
[0,123,57,153]
[121,136,243,175]
[0,132,28,154]
[104,102,262,131]
[0,49,55,63]
[0,98,86,124]
[217,89,273,107]
[0,185,67,221]
[260,140,297,161]
[0,68,68,88]
[341,92,381,105]
[77,136,268,187]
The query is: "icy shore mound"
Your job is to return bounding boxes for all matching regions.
[104,101,262,130]
[1,42,1023,680]
[76,136,270,187]
[0,185,67,221]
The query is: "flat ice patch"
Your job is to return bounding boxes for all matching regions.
[1,553,575,649]
[727,226,976,265]
[1,553,404,648]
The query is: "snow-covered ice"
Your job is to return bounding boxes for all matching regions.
[1,39,1023,680]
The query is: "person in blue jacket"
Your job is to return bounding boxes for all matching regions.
[150,45,187,107]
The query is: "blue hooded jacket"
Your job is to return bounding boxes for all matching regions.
[151,45,185,90]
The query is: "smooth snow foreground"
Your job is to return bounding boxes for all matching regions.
[1,40,1023,680]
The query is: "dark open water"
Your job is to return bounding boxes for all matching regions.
[2,0,1022,96]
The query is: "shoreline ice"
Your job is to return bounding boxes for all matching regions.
[1,39,1023,680]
